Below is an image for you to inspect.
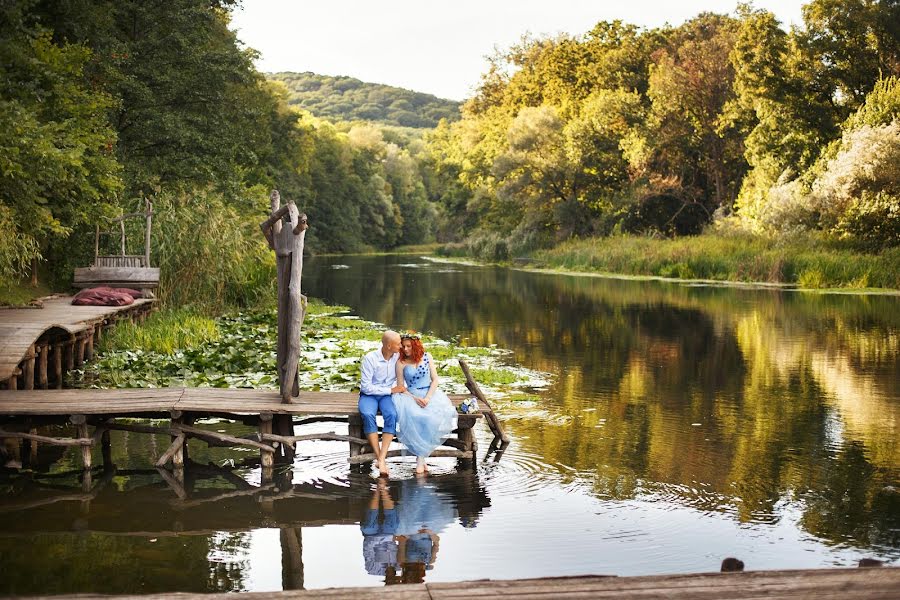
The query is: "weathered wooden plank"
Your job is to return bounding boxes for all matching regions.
[427,569,900,599]
[19,569,900,600]
[73,266,160,283]
[0,297,156,381]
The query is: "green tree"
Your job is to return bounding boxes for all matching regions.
[0,3,122,281]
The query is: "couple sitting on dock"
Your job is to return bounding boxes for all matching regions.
[359,330,457,476]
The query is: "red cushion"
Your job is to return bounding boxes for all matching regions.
[72,287,135,306]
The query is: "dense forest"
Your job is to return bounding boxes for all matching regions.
[427,4,900,259]
[1,0,899,309]
[269,71,461,128]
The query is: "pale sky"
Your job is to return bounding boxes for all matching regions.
[231,1,807,101]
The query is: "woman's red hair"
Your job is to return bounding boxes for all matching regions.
[404,338,425,364]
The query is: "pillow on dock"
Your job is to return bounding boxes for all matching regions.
[72,287,136,306]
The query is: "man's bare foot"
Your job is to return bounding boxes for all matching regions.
[377,458,389,477]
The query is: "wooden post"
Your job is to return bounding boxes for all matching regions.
[75,334,86,367]
[260,190,310,404]
[22,345,35,390]
[144,198,153,268]
[170,411,185,470]
[37,344,49,389]
[65,338,75,372]
[457,424,475,468]
[6,372,17,391]
[85,329,95,361]
[459,358,509,444]
[53,343,63,389]
[260,413,274,483]
[348,414,366,470]
[27,428,39,466]
[71,415,91,470]
[119,218,126,256]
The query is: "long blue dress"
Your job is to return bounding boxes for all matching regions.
[392,353,457,458]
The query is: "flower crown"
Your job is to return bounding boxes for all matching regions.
[400,332,421,340]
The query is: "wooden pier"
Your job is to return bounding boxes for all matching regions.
[19,567,900,599]
[0,296,155,391]
[0,387,490,475]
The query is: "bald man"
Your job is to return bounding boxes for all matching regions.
[359,330,407,476]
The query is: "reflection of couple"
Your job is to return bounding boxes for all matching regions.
[362,478,451,583]
[359,330,457,476]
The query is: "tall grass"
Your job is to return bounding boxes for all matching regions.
[97,309,220,354]
[533,233,900,289]
[151,190,277,312]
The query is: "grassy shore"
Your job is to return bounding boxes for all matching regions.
[436,233,900,290]
[0,279,59,307]
[316,243,441,257]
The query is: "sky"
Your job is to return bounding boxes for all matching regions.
[230,0,808,101]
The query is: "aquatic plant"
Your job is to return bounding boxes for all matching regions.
[73,299,548,396]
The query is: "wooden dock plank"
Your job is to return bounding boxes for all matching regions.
[17,568,900,599]
[0,388,483,418]
[427,569,900,599]
[0,296,155,381]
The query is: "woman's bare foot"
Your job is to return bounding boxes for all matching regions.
[415,457,427,475]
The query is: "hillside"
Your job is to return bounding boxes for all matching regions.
[268,71,461,128]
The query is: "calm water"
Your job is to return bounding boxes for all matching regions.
[2,255,899,594]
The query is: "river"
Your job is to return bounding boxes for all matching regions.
[1,254,898,593]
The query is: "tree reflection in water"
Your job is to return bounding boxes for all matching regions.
[0,461,491,594]
[305,255,900,550]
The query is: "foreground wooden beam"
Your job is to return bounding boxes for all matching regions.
[20,567,900,599]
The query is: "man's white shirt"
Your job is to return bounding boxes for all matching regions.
[360,348,399,396]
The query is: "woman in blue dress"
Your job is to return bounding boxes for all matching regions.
[392,334,458,474]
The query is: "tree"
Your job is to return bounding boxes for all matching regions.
[0,3,122,282]
[642,14,746,213]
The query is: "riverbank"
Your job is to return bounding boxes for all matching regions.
[438,233,900,291]
[0,279,58,307]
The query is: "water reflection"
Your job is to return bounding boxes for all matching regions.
[361,477,466,584]
[304,255,900,553]
[0,457,490,595]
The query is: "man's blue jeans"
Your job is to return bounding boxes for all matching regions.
[358,393,397,435]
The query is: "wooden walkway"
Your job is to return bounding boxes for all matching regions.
[0,387,489,474]
[0,296,155,388]
[20,568,900,599]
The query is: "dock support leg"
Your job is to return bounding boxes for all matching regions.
[85,329,95,361]
[65,338,75,372]
[348,414,366,472]
[75,334,86,367]
[38,344,48,389]
[260,413,274,483]
[26,428,39,466]
[6,373,17,391]
[457,422,476,469]
[23,346,35,390]
[274,414,295,463]
[53,343,63,389]
[71,415,91,470]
